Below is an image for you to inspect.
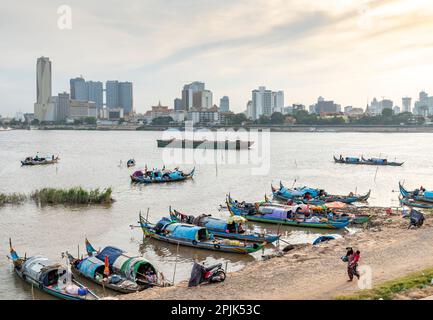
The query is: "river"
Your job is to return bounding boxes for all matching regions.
[0,130,431,299]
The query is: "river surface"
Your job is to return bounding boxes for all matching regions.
[0,130,431,299]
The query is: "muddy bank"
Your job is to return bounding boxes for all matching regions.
[121,207,433,300]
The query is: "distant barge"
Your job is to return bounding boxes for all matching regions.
[157,138,254,150]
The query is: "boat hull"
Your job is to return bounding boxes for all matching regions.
[157,139,253,150]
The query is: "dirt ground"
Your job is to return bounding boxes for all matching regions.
[122,208,433,300]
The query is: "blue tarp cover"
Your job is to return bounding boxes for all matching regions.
[165,223,203,240]
[424,191,433,198]
[204,217,228,231]
[96,246,124,265]
[78,256,104,278]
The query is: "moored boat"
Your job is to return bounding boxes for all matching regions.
[399,182,433,204]
[131,167,195,184]
[226,197,349,229]
[169,208,280,243]
[126,159,136,168]
[333,155,403,166]
[139,214,265,254]
[399,196,433,209]
[157,138,254,150]
[8,239,98,300]
[21,155,59,166]
[67,239,167,293]
[271,182,370,204]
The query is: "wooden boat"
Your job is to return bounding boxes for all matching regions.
[271,182,370,204]
[333,155,403,166]
[226,198,349,229]
[399,182,433,204]
[126,159,136,168]
[157,138,254,150]
[21,155,59,166]
[169,208,280,243]
[229,194,370,225]
[66,239,167,293]
[399,196,433,209]
[8,239,98,300]
[139,214,265,254]
[131,167,195,184]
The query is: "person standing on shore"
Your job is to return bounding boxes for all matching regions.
[348,250,360,281]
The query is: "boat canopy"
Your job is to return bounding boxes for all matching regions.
[258,206,293,218]
[95,246,124,265]
[164,223,208,241]
[203,217,229,231]
[424,191,433,198]
[113,255,155,280]
[78,256,105,278]
[22,256,63,285]
[226,216,246,224]
[346,157,359,162]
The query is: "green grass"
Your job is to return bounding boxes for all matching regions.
[336,267,433,300]
[0,193,27,206]
[31,187,113,205]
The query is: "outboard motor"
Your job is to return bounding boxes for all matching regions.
[409,209,425,228]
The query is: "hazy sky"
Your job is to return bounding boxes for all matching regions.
[2,0,433,116]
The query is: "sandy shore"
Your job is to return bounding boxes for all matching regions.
[122,209,433,300]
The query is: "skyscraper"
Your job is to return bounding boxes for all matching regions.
[34,57,55,121]
[174,98,183,111]
[181,81,207,111]
[53,92,70,122]
[402,97,412,113]
[87,81,103,109]
[219,96,230,112]
[106,80,133,114]
[251,86,284,119]
[70,77,87,100]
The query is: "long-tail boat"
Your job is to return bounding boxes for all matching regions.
[8,239,98,300]
[169,208,280,243]
[333,155,403,166]
[271,182,370,204]
[157,138,254,150]
[130,167,195,184]
[139,214,265,254]
[66,239,167,293]
[21,155,59,166]
[399,196,433,209]
[399,182,433,203]
[226,197,349,229]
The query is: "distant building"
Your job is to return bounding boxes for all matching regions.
[393,106,401,114]
[187,107,219,124]
[367,98,393,115]
[69,100,97,119]
[34,57,55,122]
[174,98,183,111]
[70,77,103,109]
[414,91,433,116]
[53,92,70,122]
[106,80,133,114]
[181,81,206,111]
[87,81,103,109]
[251,86,284,120]
[245,100,253,119]
[219,96,230,113]
[284,104,305,114]
[402,97,412,113]
[312,97,341,114]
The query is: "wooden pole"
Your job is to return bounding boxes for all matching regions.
[31,283,35,300]
[172,242,180,284]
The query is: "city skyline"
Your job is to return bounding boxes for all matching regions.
[2,0,433,116]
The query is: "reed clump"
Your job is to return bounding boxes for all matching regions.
[0,193,27,206]
[31,187,113,205]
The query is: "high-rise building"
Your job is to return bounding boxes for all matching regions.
[174,98,183,111]
[312,96,341,114]
[251,86,284,119]
[87,81,103,109]
[414,91,433,116]
[70,77,103,109]
[34,57,55,121]
[53,92,70,122]
[106,80,133,114]
[181,81,208,111]
[219,96,230,113]
[402,97,412,113]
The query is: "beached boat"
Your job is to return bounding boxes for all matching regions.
[21,155,59,166]
[399,196,433,209]
[226,197,349,229]
[139,214,265,254]
[271,182,370,204]
[66,239,166,293]
[8,239,98,300]
[131,167,195,184]
[157,138,254,150]
[169,208,280,243]
[399,182,433,204]
[333,155,403,166]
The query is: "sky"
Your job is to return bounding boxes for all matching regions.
[2,0,433,116]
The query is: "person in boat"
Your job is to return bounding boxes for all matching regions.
[347,249,360,281]
[238,223,245,234]
[318,189,326,198]
[304,192,312,201]
[340,155,343,161]
[286,199,294,205]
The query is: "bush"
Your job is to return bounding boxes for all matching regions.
[0,193,27,206]
[31,187,113,205]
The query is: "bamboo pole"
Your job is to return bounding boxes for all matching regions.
[172,242,180,284]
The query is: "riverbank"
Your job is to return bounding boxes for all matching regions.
[122,208,433,300]
[7,124,433,132]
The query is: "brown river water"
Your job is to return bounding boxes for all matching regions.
[0,130,432,299]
